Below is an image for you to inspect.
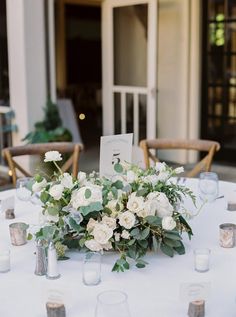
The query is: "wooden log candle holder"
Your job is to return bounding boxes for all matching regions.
[188,300,205,317]
[46,302,66,317]
[5,209,15,219]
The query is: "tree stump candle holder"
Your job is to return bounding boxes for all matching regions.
[46,302,66,317]
[5,209,15,219]
[188,300,205,317]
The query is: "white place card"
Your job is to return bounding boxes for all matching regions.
[180,282,211,302]
[1,196,15,213]
[99,133,133,178]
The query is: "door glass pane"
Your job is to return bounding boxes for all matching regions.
[113,4,147,86]
[208,0,224,20]
[228,2,236,19]
[227,23,236,53]
[139,94,147,140]
[114,93,121,134]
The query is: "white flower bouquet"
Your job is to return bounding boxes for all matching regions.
[31,151,195,272]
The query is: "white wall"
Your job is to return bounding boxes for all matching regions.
[7,0,47,146]
[157,0,200,164]
[157,0,190,163]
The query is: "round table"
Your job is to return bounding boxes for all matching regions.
[0,179,236,317]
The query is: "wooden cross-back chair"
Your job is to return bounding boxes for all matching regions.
[2,142,83,186]
[139,138,221,177]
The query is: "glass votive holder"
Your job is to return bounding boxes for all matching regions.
[95,290,131,317]
[16,177,32,201]
[9,222,28,246]
[219,223,235,248]
[198,172,218,202]
[82,252,101,286]
[0,249,10,273]
[194,248,210,273]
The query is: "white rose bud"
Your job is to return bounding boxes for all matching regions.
[118,211,136,229]
[127,170,138,183]
[32,178,47,192]
[121,230,130,240]
[49,184,64,200]
[114,232,121,242]
[77,171,87,184]
[162,216,176,231]
[174,166,184,174]
[86,218,98,232]
[44,151,62,162]
[60,173,73,189]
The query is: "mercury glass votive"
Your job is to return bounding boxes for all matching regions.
[219,223,235,248]
[194,248,210,273]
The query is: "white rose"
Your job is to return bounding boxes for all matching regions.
[44,151,62,162]
[92,223,113,244]
[143,174,159,186]
[106,199,123,216]
[32,178,47,192]
[77,171,87,185]
[87,218,98,232]
[127,170,138,183]
[102,241,112,250]
[127,192,144,214]
[121,230,130,239]
[101,215,117,230]
[142,199,159,217]
[114,232,121,242]
[118,211,136,229]
[70,185,103,208]
[157,171,170,182]
[146,192,173,218]
[174,166,184,174]
[85,239,102,252]
[162,216,176,231]
[49,184,64,200]
[155,162,167,173]
[60,173,73,189]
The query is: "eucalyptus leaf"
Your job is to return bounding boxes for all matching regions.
[114,163,123,173]
[85,188,92,199]
[160,243,174,257]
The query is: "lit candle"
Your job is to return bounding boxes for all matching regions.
[194,249,210,272]
[0,251,10,273]
[83,270,100,285]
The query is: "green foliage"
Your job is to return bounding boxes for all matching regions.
[22,99,72,143]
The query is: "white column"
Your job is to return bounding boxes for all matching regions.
[6,0,47,146]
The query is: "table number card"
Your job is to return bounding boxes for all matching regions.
[99,133,133,178]
[180,282,211,302]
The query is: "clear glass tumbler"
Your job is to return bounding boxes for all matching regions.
[82,252,101,286]
[16,177,33,201]
[95,290,131,317]
[194,248,210,273]
[198,172,219,202]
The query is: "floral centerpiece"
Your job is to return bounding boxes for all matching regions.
[31,151,195,272]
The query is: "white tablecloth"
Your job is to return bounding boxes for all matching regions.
[1,179,236,317]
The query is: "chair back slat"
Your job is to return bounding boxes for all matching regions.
[2,142,83,186]
[139,138,220,177]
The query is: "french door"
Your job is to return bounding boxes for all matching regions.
[102,0,158,145]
